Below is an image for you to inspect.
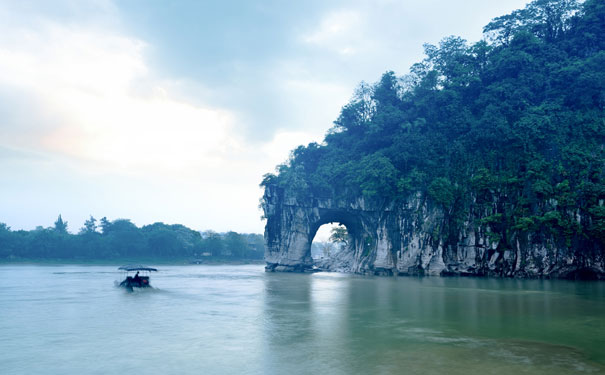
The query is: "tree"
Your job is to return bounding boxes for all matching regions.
[0,216,259,261]
[146,228,179,257]
[103,219,145,256]
[80,216,98,234]
[202,230,224,257]
[353,154,398,198]
[329,225,348,245]
[483,0,579,43]
[0,223,14,258]
[100,217,112,235]
[54,215,68,234]
[427,177,456,207]
[320,242,335,258]
[224,231,248,258]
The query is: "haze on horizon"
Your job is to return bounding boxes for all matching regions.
[0,0,530,235]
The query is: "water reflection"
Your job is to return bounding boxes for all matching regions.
[262,272,605,374]
[0,265,603,375]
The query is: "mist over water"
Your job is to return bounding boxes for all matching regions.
[1,264,604,374]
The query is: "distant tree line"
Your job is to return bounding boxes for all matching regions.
[0,215,265,261]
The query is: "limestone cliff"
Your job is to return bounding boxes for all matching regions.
[262,186,605,279]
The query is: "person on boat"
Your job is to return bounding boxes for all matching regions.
[133,271,140,283]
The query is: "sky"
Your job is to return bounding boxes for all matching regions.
[0,0,530,236]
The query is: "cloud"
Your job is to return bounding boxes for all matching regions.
[302,9,364,55]
[0,0,534,233]
[0,21,243,173]
[0,4,328,233]
[0,6,265,232]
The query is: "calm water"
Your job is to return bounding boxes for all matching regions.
[1,264,604,374]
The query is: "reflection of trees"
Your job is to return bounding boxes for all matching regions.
[261,273,314,369]
[261,272,358,374]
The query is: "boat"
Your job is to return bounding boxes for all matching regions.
[118,265,157,290]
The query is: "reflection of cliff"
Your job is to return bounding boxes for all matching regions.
[261,272,356,374]
[262,186,604,279]
[259,271,599,372]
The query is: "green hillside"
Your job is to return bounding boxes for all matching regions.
[262,0,605,253]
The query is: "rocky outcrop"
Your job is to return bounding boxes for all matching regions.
[262,186,605,279]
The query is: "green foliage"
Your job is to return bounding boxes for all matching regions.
[223,231,249,258]
[484,0,580,44]
[481,214,504,225]
[261,0,605,251]
[80,216,98,234]
[427,178,455,207]
[0,217,264,261]
[354,154,398,198]
[329,225,348,245]
[589,206,605,243]
[100,217,111,234]
[513,217,536,231]
[202,230,224,257]
[53,215,68,234]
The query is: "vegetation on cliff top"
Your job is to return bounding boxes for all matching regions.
[262,0,605,249]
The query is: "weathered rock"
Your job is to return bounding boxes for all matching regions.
[261,186,605,279]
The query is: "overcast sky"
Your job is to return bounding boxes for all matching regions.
[0,0,530,235]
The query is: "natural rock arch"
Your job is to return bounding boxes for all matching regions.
[261,186,424,275]
[262,186,605,278]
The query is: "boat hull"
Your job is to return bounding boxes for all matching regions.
[119,276,151,290]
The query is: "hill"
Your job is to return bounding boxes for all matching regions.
[261,0,605,278]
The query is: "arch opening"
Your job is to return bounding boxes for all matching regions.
[307,211,360,272]
[262,186,367,273]
[311,223,349,261]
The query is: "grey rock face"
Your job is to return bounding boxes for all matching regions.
[261,186,605,279]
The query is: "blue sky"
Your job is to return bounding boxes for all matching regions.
[0,0,529,235]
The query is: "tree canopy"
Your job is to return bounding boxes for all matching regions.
[0,216,264,261]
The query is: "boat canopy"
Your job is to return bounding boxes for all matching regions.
[118,265,158,272]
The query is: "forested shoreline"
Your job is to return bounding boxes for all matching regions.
[0,215,264,262]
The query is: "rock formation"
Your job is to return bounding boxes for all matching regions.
[262,186,605,279]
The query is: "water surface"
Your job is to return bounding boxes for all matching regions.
[1,264,604,374]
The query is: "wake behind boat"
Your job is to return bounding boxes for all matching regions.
[117,265,157,291]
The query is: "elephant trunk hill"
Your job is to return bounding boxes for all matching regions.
[260,0,605,279]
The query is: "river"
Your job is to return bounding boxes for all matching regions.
[1,264,604,374]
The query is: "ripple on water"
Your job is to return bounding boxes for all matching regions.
[0,264,603,375]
